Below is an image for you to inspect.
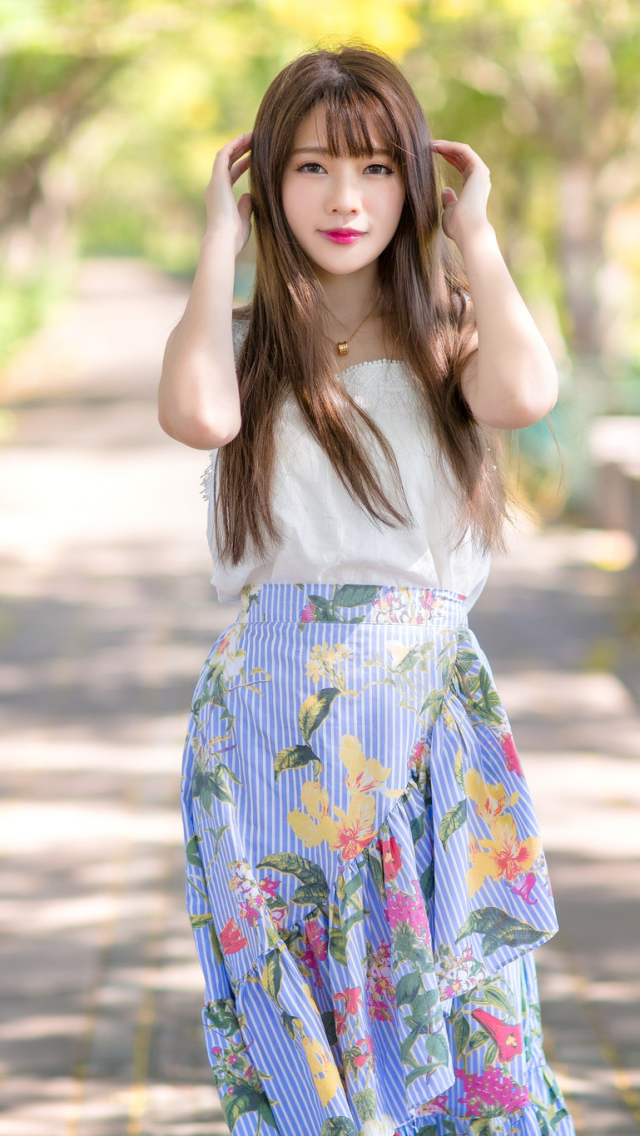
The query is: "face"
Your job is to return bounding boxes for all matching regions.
[280,105,405,277]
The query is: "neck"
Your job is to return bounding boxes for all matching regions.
[313,260,381,326]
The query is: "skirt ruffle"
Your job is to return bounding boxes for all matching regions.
[181,583,575,1136]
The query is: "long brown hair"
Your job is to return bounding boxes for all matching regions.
[215,44,513,567]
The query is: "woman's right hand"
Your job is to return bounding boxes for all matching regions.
[204,132,253,256]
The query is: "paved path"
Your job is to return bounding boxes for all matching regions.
[0,260,638,1136]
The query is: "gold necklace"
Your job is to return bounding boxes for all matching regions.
[325,291,382,357]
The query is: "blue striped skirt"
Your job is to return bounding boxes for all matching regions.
[181,583,575,1136]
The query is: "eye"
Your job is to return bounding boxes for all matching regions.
[296,162,327,174]
[365,163,394,176]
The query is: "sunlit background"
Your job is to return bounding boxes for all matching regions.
[1,3,639,1135]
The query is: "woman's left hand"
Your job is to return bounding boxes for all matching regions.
[430,139,492,250]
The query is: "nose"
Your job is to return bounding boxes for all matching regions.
[325,168,361,217]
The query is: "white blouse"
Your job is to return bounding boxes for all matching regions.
[203,320,491,611]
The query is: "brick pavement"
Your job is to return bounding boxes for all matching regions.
[0,260,638,1136]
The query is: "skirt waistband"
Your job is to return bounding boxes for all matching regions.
[240,583,468,627]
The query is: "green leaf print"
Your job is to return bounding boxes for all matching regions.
[424,1030,449,1063]
[466,1026,490,1053]
[352,1088,377,1121]
[439,800,467,850]
[319,1119,359,1136]
[420,688,445,722]
[291,882,330,907]
[411,813,426,844]
[203,824,230,863]
[454,748,465,792]
[210,764,238,806]
[420,863,434,904]
[454,1014,470,1057]
[257,853,330,896]
[456,907,549,956]
[328,903,347,965]
[485,1041,499,1066]
[308,595,338,622]
[185,835,203,869]
[478,984,517,1019]
[261,950,283,1002]
[332,584,380,607]
[328,924,347,967]
[204,1000,237,1034]
[298,688,341,744]
[274,744,321,781]
[395,971,423,1006]
[222,1086,278,1132]
[391,645,425,674]
[406,1064,437,1088]
[455,649,477,676]
[189,912,212,930]
[362,846,384,897]
[416,1126,439,1136]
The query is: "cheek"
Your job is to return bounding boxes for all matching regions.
[281,175,311,235]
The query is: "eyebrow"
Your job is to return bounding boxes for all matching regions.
[291,145,392,156]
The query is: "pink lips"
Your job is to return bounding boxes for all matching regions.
[320,228,365,245]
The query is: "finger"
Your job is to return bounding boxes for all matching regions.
[431,140,480,174]
[230,153,251,185]
[213,133,252,170]
[442,187,457,207]
[237,192,253,222]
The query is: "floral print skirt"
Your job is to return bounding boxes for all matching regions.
[181,583,575,1136]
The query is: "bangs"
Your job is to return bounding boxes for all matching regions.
[318,87,404,164]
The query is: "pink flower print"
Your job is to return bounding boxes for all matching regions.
[386,889,430,941]
[270,904,287,930]
[509,871,538,905]
[335,1009,347,1037]
[215,631,233,657]
[409,739,429,773]
[499,731,523,776]
[258,875,279,898]
[301,601,315,622]
[353,1035,373,1068]
[211,1046,223,1056]
[416,1093,449,1116]
[379,834,403,881]
[456,1066,530,1115]
[219,917,248,955]
[305,918,328,962]
[471,1009,523,1063]
[366,941,396,1021]
[334,986,362,1016]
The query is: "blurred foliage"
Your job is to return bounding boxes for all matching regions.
[1,0,639,509]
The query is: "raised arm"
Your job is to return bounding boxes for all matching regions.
[431,139,558,430]
[158,133,253,449]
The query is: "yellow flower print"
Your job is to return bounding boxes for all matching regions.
[306,656,325,685]
[467,816,542,898]
[300,1035,341,1107]
[339,734,398,797]
[330,794,377,860]
[465,768,520,823]
[305,642,354,693]
[289,789,376,860]
[288,781,335,847]
[288,732,404,858]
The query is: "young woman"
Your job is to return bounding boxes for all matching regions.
[159,45,575,1136]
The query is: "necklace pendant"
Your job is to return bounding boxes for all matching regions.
[337,341,349,356]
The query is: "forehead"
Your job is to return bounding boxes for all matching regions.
[290,102,391,155]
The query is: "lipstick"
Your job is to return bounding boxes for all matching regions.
[319,229,365,244]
